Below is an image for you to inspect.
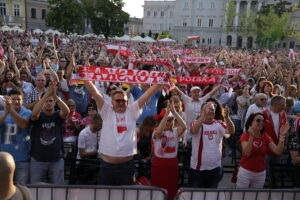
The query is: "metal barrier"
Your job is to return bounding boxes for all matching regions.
[175,188,300,200]
[27,185,167,200]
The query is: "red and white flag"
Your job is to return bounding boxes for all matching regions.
[187,36,200,41]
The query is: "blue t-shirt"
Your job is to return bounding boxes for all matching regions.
[131,85,161,124]
[0,107,32,162]
[69,84,90,114]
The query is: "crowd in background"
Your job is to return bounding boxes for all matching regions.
[0,30,300,200]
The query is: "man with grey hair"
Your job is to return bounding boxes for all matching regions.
[244,93,268,125]
[0,152,32,200]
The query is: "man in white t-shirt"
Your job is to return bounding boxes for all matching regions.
[77,114,102,159]
[173,85,222,141]
[244,93,268,125]
[83,80,163,185]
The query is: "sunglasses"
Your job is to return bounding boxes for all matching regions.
[114,99,127,103]
[256,119,264,123]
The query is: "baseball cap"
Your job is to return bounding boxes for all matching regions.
[190,86,201,92]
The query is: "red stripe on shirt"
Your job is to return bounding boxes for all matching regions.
[196,125,204,170]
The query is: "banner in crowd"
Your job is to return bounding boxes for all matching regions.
[179,57,216,64]
[187,36,200,41]
[203,68,241,76]
[70,66,225,85]
[132,58,175,71]
[176,76,219,84]
[171,49,193,55]
[76,66,171,85]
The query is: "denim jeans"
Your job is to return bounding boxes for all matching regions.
[189,167,223,188]
[30,158,64,184]
[14,161,30,184]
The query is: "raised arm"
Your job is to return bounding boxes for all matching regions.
[31,83,55,121]
[83,80,104,110]
[223,105,235,135]
[137,84,163,109]
[5,96,30,128]
[268,122,290,155]
[153,107,170,139]
[54,93,70,119]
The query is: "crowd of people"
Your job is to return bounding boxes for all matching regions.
[0,30,300,200]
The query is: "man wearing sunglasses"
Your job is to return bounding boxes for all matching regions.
[83,80,163,185]
[245,93,268,125]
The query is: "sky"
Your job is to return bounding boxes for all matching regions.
[123,0,144,18]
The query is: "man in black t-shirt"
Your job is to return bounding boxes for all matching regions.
[30,82,70,184]
[0,152,32,200]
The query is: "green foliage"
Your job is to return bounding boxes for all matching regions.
[46,0,84,34]
[148,30,152,37]
[83,0,129,39]
[140,33,145,38]
[223,1,236,34]
[256,9,291,48]
[259,0,293,17]
[154,33,159,40]
[238,10,258,37]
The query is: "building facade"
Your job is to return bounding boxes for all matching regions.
[143,0,300,49]
[26,0,49,31]
[0,0,26,29]
[126,17,143,37]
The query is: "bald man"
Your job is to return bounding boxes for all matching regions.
[0,152,32,200]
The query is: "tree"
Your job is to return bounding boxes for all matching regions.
[140,33,145,38]
[238,10,258,37]
[256,10,291,48]
[84,0,129,40]
[148,30,152,37]
[46,0,84,34]
[223,1,236,34]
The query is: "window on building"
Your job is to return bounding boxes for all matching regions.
[0,3,6,16]
[208,38,212,44]
[161,11,164,17]
[209,19,214,27]
[290,41,295,49]
[202,38,205,44]
[160,24,163,30]
[183,18,187,27]
[153,23,156,30]
[147,11,150,17]
[283,42,286,48]
[14,4,20,17]
[211,2,215,9]
[198,2,203,9]
[31,8,36,19]
[154,11,157,17]
[184,2,188,9]
[41,9,46,19]
[170,11,173,17]
[197,18,201,27]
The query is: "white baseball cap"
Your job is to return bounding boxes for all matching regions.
[190,86,201,92]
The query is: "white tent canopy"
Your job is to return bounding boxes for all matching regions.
[116,35,131,41]
[1,25,11,31]
[158,37,176,43]
[143,36,156,43]
[33,28,43,34]
[131,35,144,42]
[45,29,61,35]
[11,26,24,32]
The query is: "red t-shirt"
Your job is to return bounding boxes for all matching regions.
[240,132,273,172]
